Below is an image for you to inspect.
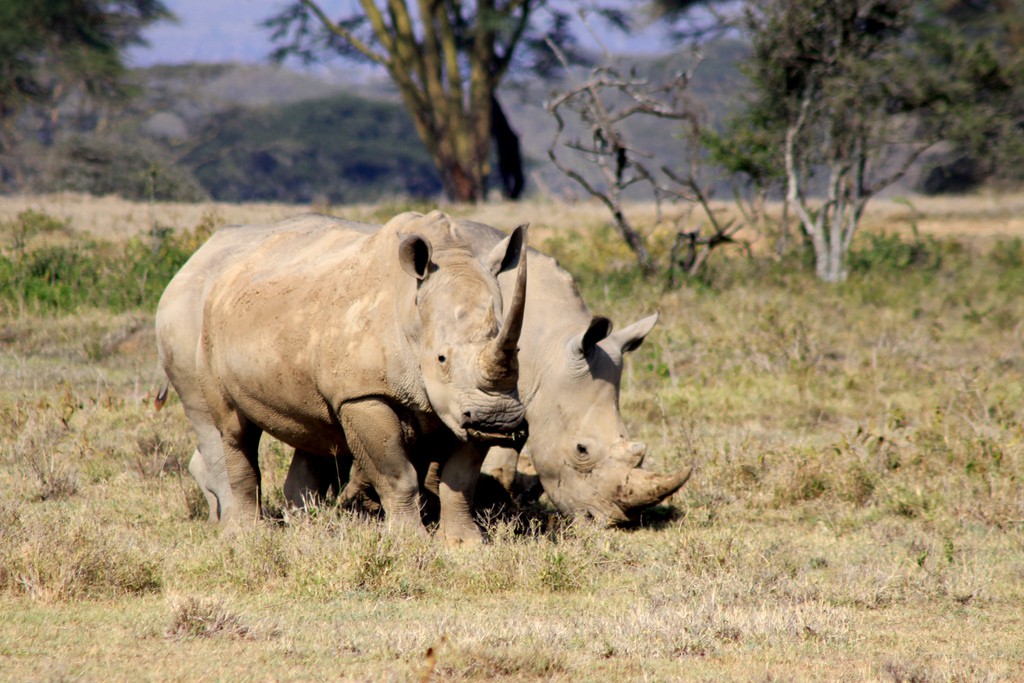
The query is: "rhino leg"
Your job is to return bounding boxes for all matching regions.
[217,413,264,527]
[339,399,425,534]
[512,449,543,504]
[480,446,517,493]
[188,449,219,522]
[284,449,346,509]
[338,459,382,515]
[419,460,441,524]
[179,401,232,523]
[474,446,518,511]
[437,441,487,545]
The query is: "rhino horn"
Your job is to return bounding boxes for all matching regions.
[482,225,528,380]
[613,466,692,513]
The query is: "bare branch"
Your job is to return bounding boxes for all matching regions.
[301,0,388,65]
[545,40,735,279]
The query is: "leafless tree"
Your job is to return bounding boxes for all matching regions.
[545,43,743,279]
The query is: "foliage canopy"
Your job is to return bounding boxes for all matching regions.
[695,0,1024,282]
[0,0,172,183]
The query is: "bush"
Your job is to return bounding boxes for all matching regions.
[847,231,943,274]
[0,210,214,315]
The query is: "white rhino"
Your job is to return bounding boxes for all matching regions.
[155,211,528,544]
[283,218,692,524]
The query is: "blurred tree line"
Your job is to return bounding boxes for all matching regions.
[0,0,443,203]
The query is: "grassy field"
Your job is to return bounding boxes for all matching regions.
[1,192,1022,681]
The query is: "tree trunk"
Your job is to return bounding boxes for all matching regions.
[297,0,535,204]
[613,207,655,274]
[490,95,524,200]
[445,162,486,203]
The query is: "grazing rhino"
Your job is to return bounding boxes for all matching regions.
[155,211,529,544]
[284,218,692,524]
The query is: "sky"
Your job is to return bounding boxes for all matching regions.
[126,0,679,69]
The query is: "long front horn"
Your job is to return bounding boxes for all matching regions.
[482,225,528,380]
[614,466,692,513]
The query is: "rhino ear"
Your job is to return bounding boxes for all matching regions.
[606,312,659,354]
[569,316,613,359]
[398,234,432,280]
[487,223,528,276]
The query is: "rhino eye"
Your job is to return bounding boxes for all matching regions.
[571,442,595,473]
[438,354,447,364]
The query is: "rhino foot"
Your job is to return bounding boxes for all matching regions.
[440,521,486,546]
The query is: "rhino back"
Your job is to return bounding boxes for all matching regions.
[198,219,422,449]
[157,223,285,390]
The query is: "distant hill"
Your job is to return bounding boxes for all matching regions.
[181,94,441,203]
[11,44,755,203]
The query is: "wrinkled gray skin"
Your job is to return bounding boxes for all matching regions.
[285,219,692,524]
[155,211,529,544]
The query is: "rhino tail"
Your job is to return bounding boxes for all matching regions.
[154,382,169,412]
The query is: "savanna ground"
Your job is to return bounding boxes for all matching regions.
[0,192,1022,682]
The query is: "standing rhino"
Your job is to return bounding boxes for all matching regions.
[155,211,528,544]
[284,218,692,524]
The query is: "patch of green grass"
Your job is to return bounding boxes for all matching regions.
[0,209,219,316]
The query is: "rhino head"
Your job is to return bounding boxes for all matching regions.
[396,212,529,446]
[525,313,691,523]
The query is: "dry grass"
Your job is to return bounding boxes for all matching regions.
[1,192,1023,681]
[165,595,259,640]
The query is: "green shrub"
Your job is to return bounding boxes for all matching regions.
[988,237,1023,269]
[0,210,214,315]
[46,138,208,202]
[847,231,943,274]
[989,238,1024,295]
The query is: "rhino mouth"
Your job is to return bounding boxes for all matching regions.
[466,425,529,448]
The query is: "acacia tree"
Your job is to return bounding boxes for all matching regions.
[267,1,568,202]
[655,0,1023,280]
[915,0,1024,191]
[754,0,1020,281]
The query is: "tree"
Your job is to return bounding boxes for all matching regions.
[545,43,744,280]
[0,0,172,184]
[653,0,1023,279]
[915,0,1024,191]
[265,1,617,203]
[735,0,1022,282]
